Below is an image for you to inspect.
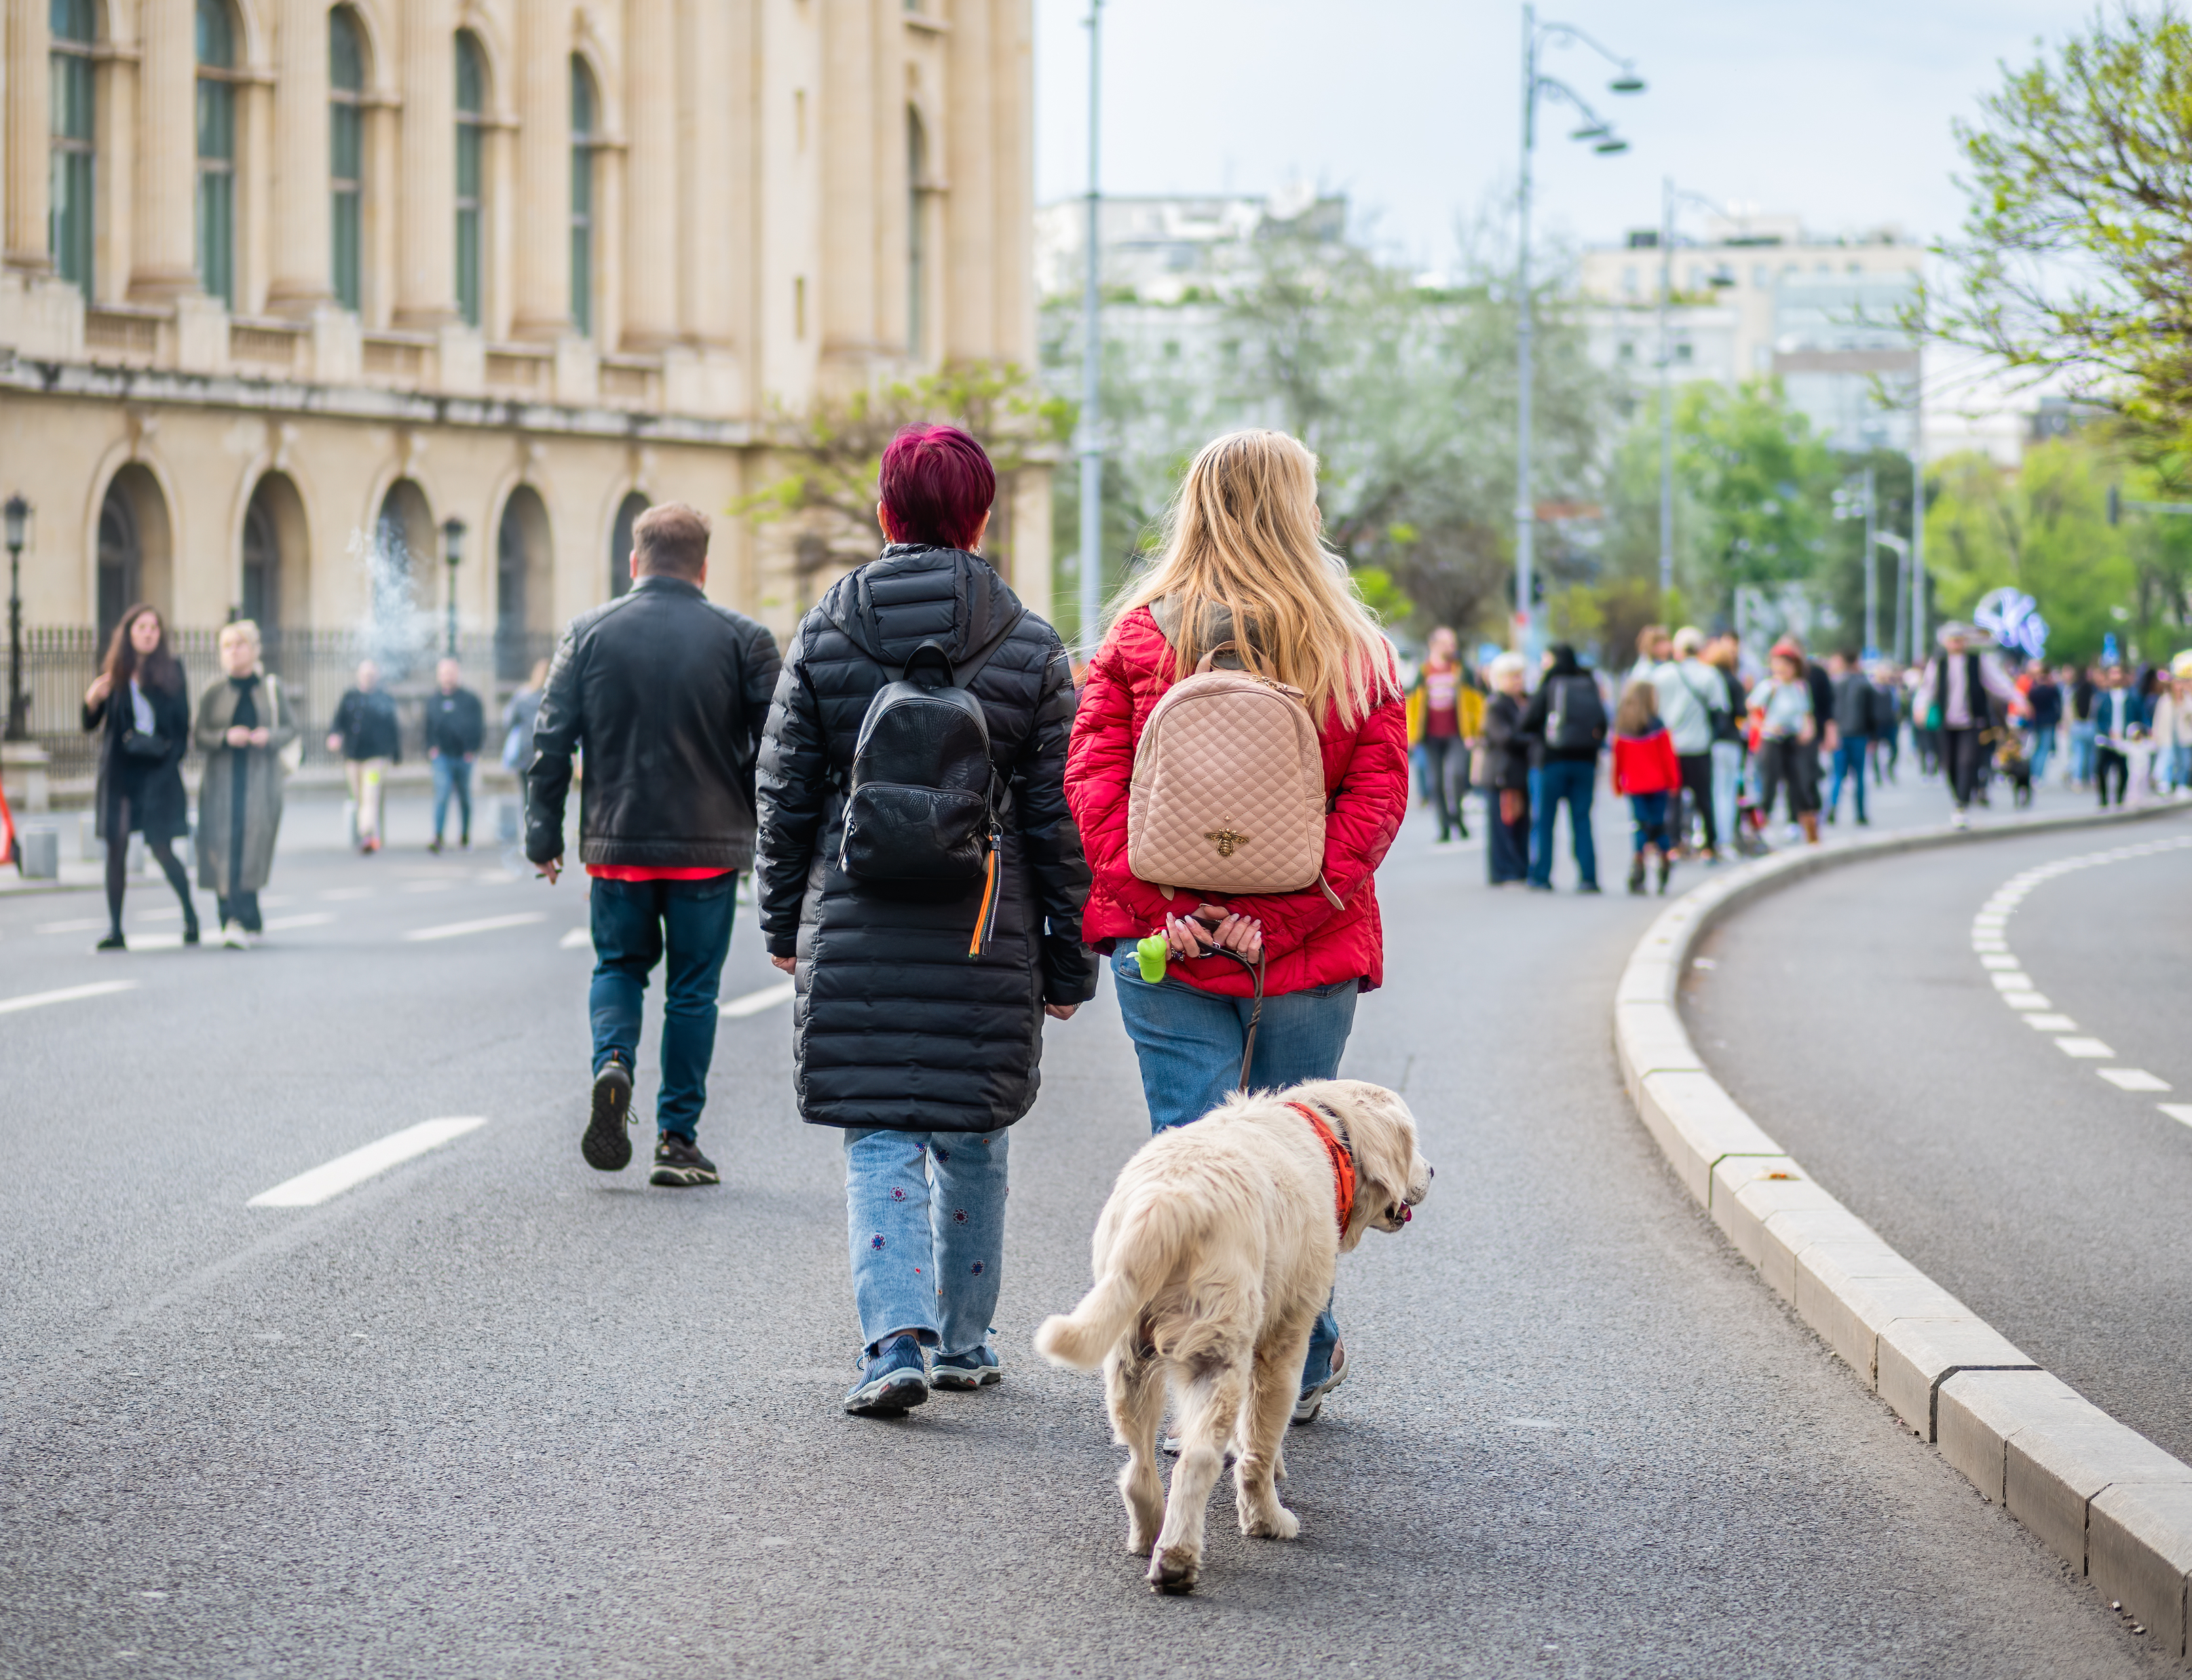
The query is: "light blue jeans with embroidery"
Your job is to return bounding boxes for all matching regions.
[843,1128,1009,1360]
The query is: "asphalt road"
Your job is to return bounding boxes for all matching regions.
[0,782,2171,1678]
[1686,805,2192,1470]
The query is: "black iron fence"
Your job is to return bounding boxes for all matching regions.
[9,625,559,784]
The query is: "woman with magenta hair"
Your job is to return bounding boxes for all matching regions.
[755,423,1095,1417]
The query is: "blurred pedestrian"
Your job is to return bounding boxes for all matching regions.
[82,604,196,949]
[2068,665,2099,786]
[1918,622,2024,827]
[1825,649,1874,826]
[2023,663,2062,784]
[1870,662,1904,784]
[761,425,1092,1417]
[502,656,550,774]
[1612,680,1680,896]
[2158,656,2192,794]
[1410,626,1472,842]
[1481,653,1533,884]
[1651,626,1722,858]
[1627,624,1668,688]
[2092,665,2144,807]
[327,660,400,853]
[424,657,485,853]
[193,619,298,948]
[1705,633,1747,856]
[1749,640,1821,845]
[1069,427,1406,1427]
[1521,643,1606,892]
[528,502,782,1189]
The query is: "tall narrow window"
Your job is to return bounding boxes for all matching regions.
[569,58,596,338]
[49,0,97,299]
[329,8,364,311]
[906,109,928,360]
[454,32,485,328]
[195,0,237,306]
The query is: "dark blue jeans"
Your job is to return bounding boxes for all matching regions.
[1529,758,1598,888]
[1829,737,1870,821]
[588,873,737,1140]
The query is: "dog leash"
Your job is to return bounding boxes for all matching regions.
[1213,946,1267,1091]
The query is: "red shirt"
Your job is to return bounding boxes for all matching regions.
[586,865,732,881]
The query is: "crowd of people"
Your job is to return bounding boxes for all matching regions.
[1399,621,2192,892]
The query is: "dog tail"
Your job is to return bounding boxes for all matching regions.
[1034,1194,1186,1371]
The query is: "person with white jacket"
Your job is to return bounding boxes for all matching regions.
[1650,628,1724,858]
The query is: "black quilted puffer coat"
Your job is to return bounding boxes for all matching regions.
[755,543,1096,1133]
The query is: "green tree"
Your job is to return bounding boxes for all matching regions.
[1667,379,1836,622]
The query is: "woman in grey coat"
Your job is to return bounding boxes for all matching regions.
[194,620,299,947]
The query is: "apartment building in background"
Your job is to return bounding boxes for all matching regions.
[0,0,1041,776]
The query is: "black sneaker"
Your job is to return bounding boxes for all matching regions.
[94,931,126,952]
[649,1132,719,1188]
[582,1061,633,1171]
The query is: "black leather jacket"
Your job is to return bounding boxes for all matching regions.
[525,575,782,872]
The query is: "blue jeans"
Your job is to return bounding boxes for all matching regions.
[588,873,736,1139]
[1828,737,1870,821]
[1627,790,1673,855]
[1528,758,1598,888]
[1110,948,1356,1387]
[430,753,473,841]
[2027,727,2054,784]
[843,1127,1008,1359]
[2070,721,2098,784]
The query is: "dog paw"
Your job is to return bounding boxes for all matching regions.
[1146,1546,1200,1594]
[1241,1502,1300,1541]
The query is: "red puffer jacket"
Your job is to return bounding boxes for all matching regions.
[1065,606,1411,998]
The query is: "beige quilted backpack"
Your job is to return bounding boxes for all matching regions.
[1126,640,1329,898]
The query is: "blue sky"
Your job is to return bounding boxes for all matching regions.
[1032,0,2083,266]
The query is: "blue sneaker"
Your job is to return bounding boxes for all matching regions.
[930,1345,1002,1390]
[844,1335,929,1416]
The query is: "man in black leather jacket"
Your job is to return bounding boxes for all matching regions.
[526,503,782,1188]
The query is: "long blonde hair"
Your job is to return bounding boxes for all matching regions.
[1118,429,1395,729]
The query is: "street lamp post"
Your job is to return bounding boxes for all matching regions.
[4,495,29,743]
[1515,4,1642,656]
[441,516,466,660]
[1075,0,1104,656]
[1862,462,1878,661]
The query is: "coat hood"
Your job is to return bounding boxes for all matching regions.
[820,544,1021,670]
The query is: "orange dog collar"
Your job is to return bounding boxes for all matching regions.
[1289,1101,1357,1234]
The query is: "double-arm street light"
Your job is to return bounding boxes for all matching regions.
[441,516,466,659]
[1515,4,1643,655]
[5,494,30,743]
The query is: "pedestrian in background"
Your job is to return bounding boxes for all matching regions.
[82,604,196,950]
[1627,624,1667,689]
[2022,664,2062,785]
[1481,652,1533,885]
[2068,665,2100,786]
[1825,649,1874,826]
[760,424,1091,1417]
[1070,426,1407,1427]
[1650,627,1722,858]
[1705,633,1747,857]
[1918,622,2023,828]
[502,656,550,775]
[424,657,485,853]
[1612,681,1680,896]
[2157,656,2192,794]
[528,502,782,1190]
[1409,626,1473,843]
[327,660,400,853]
[193,619,298,948]
[1522,643,1606,893]
[1870,662,1904,785]
[1748,640,1821,845]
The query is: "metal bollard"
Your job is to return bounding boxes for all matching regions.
[18,824,60,879]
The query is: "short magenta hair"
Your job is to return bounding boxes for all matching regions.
[879,423,996,552]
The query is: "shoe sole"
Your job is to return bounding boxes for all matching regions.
[582,1068,633,1172]
[647,1163,720,1187]
[1291,1349,1349,1426]
[930,1365,1002,1391]
[845,1371,929,1416]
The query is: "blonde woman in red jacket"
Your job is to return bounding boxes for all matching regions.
[1064,428,1410,1424]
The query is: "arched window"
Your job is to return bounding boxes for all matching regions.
[97,480,140,646]
[907,109,928,360]
[569,58,597,338]
[242,491,279,626]
[497,486,551,677]
[49,0,97,299]
[196,0,238,306]
[454,31,485,327]
[609,491,647,598]
[329,7,365,311]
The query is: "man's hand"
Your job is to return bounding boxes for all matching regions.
[769,953,797,974]
[225,725,252,747]
[1044,1003,1078,1020]
[326,733,343,753]
[537,856,562,885]
[249,727,269,746]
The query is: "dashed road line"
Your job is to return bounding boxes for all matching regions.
[719,979,795,1018]
[558,927,591,950]
[402,912,545,942]
[0,978,138,1016]
[2098,1069,2170,1092]
[246,1117,487,1208]
[2054,1037,2115,1059]
[262,913,336,932]
[2161,1105,2192,1129]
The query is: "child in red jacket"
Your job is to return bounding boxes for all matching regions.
[1612,679,1682,895]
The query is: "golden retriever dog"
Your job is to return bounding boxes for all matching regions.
[1034,1078,1431,1593]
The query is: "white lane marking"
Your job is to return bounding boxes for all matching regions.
[720,980,795,1018]
[35,917,107,934]
[2056,1037,2116,1059]
[402,879,455,893]
[247,1117,487,1207]
[260,894,295,907]
[2099,1069,2171,1092]
[402,912,545,942]
[2023,1014,2079,1031]
[1989,972,2035,991]
[2003,992,2053,1010]
[261,913,336,932]
[2160,1105,2192,1129]
[1979,954,2021,970]
[559,927,591,950]
[126,933,184,951]
[318,886,374,901]
[1971,939,2009,953]
[0,978,138,1016]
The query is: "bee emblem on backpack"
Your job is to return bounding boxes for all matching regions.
[1205,827,1247,858]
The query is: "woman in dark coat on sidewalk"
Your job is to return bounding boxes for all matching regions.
[1481,651,1533,884]
[82,603,196,949]
[755,423,1095,1418]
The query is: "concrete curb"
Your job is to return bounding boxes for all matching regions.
[1614,801,2192,1662]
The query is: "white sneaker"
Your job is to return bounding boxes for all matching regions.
[1949,808,1969,830]
[221,920,249,949]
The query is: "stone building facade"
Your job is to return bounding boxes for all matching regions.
[0,0,1045,724]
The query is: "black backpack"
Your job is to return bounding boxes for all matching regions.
[833,607,1025,928]
[1546,674,1607,752]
